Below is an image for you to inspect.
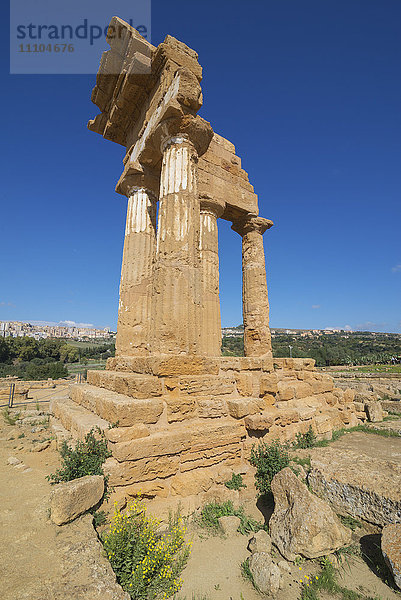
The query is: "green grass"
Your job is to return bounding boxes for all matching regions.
[240,558,257,591]
[292,456,312,470]
[355,364,401,373]
[197,501,263,535]
[300,558,383,600]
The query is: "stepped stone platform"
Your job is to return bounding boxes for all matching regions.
[52,357,360,505]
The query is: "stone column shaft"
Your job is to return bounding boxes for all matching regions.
[232,216,273,357]
[116,187,156,356]
[199,201,224,356]
[152,136,201,354]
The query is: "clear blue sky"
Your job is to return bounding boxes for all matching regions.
[1,0,400,332]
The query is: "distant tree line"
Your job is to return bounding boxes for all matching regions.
[221,331,401,366]
[0,337,115,380]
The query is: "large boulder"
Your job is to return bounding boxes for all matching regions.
[269,468,351,561]
[51,475,104,526]
[308,446,401,526]
[248,552,282,596]
[381,523,401,590]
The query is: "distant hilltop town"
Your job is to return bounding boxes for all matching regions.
[0,320,115,341]
[221,326,399,338]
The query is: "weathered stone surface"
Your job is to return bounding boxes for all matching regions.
[248,552,281,596]
[381,523,401,590]
[365,401,383,422]
[218,515,240,535]
[308,446,401,526]
[227,398,261,419]
[260,373,278,395]
[179,375,235,396]
[248,529,272,554]
[51,475,104,526]
[276,381,296,401]
[87,370,162,398]
[197,397,228,418]
[269,468,351,560]
[235,372,254,396]
[106,424,150,443]
[244,408,276,431]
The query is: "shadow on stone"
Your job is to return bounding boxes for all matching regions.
[360,533,397,590]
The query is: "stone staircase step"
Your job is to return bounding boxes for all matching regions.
[50,396,110,441]
[87,370,163,399]
[70,384,164,426]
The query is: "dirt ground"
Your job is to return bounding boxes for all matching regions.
[1,388,401,600]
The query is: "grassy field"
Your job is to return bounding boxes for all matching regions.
[67,359,107,374]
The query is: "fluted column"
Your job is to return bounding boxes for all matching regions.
[232,215,273,357]
[198,199,224,356]
[151,135,201,354]
[116,186,157,356]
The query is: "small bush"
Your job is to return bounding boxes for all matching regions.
[224,473,246,491]
[103,498,190,599]
[295,426,317,449]
[240,558,257,590]
[197,501,262,535]
[249,440,289,496]
[47,427,111,484]
[338,514,363,532]
[2,408,20,425]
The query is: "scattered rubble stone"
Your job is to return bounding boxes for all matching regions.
[365,401,383,422]
[248,552,282,595]
[51,475,104,526]
[218,515,240,536]
[7,456,21,465]
[248,529,271,554]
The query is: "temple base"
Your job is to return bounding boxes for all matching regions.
[50,355,361,514]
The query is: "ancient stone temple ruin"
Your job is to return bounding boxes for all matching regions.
[52,17,360,506]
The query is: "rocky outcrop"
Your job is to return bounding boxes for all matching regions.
[269,468,351,560]
[308,446,401,526]
[248,552,282,596]
[381,523,401,590]
[51,475,104,526]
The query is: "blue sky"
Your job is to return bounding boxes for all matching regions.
[1,0,400,332]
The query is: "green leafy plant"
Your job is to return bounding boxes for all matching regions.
[92,509,107,527]
[292,456,312,470]
[224,472,246,490]
[197,501,262,535]
[47,427,111,484]
[249,440,289,496]
[295,425,317,449]
[338,515,363,532]
[103,498,190,599]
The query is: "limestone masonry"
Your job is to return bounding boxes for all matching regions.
[51,17,361,506]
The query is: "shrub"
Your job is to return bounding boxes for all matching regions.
[294,425,317,449]
[249,440,289,496]
[47,427,111,484]
[103,498,190,599]
[224,473,246,491]
[197,501,262,535]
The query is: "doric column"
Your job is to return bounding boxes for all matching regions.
[232,215,273,357]
[151,135,201,354]
[198,198,225,356]
[116,186,157,356]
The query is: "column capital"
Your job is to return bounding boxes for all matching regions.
[231,215,273,237]
[155,114,214,158]
[200,196,225,219]
[126,186,158,203]
[116,167,159,199]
